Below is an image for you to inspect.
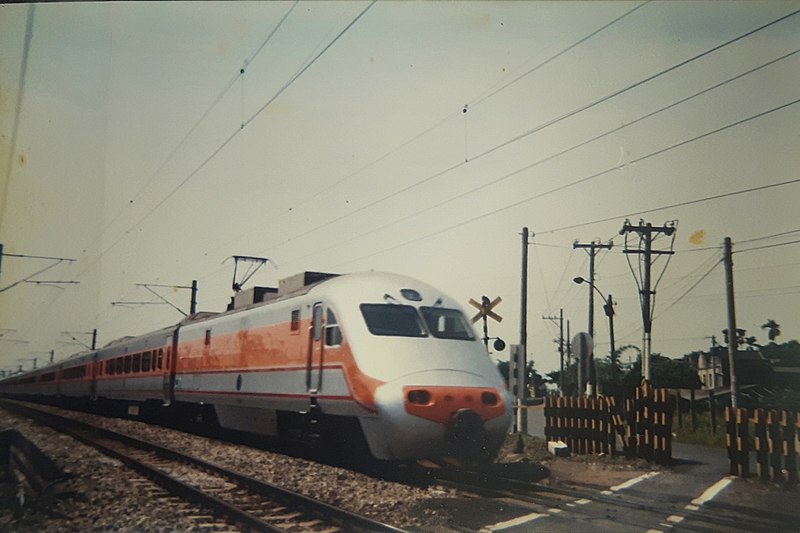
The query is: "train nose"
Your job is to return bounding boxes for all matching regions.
[403,386,506,424]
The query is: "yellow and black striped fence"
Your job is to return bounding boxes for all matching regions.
[544,381,673,464]
[726,407,798,485]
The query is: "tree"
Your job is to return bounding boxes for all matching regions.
[761,319,781,343]
[722,328,747,347]
[621,353,701,391]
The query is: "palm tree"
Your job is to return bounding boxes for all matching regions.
[761,319,781,343]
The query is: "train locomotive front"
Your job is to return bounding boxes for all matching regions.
[329,273,512,461]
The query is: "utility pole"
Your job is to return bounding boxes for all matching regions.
[519,227,530,433]
[620,220,676,382]
[573,240,612,396]
[543,310,565,395]
[723,237,739,408]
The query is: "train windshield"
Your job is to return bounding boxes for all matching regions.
[360,304,427,337]
[420,307,475,341]
[360,304,475,341]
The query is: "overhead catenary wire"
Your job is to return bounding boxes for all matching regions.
[9,3,375,347]
[330,97,800,268]
[93,2,299,259]
[261,0,647,219]
[70,1,374,288]
[260,44,800,268]
[469,1,650,107]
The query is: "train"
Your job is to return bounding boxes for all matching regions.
[0,271,512,461]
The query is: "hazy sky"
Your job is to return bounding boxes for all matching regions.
[1,1,798,376]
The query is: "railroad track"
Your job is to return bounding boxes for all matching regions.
[412,461,797,533]
[1,400,405,533]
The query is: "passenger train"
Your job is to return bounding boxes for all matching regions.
[0,271,512,461]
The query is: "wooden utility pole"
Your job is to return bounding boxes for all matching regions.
[573,240,611,395]
[620,220,676,382]
[519,227,530,433]
[542,310,565,395]
[723,237,739,408]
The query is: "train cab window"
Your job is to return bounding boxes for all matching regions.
[132,353,141,373]
[360,304,426,337]
[325,309,343,346]
[142,351,151,372]
[420,307,476,341]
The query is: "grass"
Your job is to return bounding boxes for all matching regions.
[672,411,727,448]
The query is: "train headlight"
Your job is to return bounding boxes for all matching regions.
[406,389,432,405]
[481,391,499,406]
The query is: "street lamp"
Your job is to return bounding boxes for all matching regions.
[573,276,617,393]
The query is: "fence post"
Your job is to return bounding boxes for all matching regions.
[767,410,781,483]
[736,407,750,478]
[782,411,797,487]
[625,397,637,458]
[567,397,578,454]
[753,408,769,482]
[726,407,738,476]
[639,382,654,462]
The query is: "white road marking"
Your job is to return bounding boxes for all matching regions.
[690,476,735,507]
[667,515,685,523]
[481,512,548,532]
[609,471,661,492]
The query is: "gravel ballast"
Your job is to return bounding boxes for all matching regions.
[0,403,458,532]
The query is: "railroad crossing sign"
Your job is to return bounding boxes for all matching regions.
[469,296,503,323]
[470,296,503,352]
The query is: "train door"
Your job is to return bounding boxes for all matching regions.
[306,302,325,398]
[164,329,178,406]
[89,352,98,401]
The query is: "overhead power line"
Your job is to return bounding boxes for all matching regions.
[279,2,647,217]
[469,1,650,107]
[94,2,299,262]
[72,2,374,288]
[331,95,800,269]
[540,177,800,235]
[269,46,800,269]
[249,16,800,264]
[737,239,800,254]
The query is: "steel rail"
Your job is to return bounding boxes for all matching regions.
[1,400,405,533]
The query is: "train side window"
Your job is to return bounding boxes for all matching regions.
[132,353,141,373]
[142,351,151,372]
[158,349,164,370]
[312,304,323,341]
[115,358,123,374]
[290,309,301,332]
[325,309,342,346]
[124,355,132,374]
[205,329,212,346]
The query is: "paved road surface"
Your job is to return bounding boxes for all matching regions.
[494,403,800,532]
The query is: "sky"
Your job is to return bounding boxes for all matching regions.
[0,1,798,378]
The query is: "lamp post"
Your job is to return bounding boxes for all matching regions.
[573,276,616,393]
